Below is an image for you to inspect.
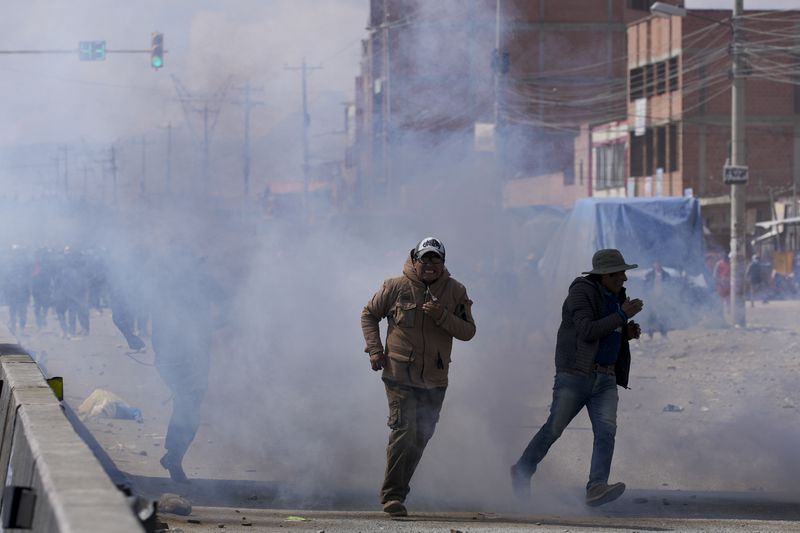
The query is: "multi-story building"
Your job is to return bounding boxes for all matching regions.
[625,9,800,248]
[352,0,666,210]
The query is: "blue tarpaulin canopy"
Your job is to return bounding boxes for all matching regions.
[539,197,706,294]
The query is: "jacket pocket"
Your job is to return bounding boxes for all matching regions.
[387,398,405,429]
[394,302,417,328]
[386,340,413,363]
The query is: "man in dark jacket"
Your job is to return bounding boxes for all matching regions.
[112,244,226,483]
[511,249,643,507]
[362,237,476,517]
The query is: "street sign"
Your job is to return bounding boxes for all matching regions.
[78,41,106,61]
[723,165,749,185]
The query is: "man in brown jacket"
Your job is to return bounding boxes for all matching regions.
[362,237,476,517]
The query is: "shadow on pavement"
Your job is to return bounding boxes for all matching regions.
[125,474,800,523]
[125,474,375,510]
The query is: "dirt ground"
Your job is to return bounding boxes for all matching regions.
[8,298,800,532]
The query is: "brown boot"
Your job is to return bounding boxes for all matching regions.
[382,500,407,517]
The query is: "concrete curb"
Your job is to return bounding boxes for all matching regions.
[0,326,144,532]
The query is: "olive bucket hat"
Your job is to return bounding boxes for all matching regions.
[582,249,638,275]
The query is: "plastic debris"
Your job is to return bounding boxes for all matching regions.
[77,388,143,423]
[285,516,309,521]
[662,404,684,412]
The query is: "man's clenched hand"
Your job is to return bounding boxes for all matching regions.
[370,352,386,371]
[627,321,641,340]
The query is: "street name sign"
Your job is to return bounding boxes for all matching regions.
[723,165,748,185]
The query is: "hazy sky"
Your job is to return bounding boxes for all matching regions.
[1,1,798,148]
[0,1,367,147]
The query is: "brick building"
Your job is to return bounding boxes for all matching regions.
[625,9,800,248]
[351,0,666,210]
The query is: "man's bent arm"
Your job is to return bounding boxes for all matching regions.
[361,281,394,355]
[434,289,476,341]
[570,284,625,342]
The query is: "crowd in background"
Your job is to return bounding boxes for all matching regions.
[0,244,124,338]
[2,237,799,344]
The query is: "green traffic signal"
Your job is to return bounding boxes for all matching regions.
[150,32,164,70]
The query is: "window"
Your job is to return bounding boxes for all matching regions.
[668,57,679,92]
[630,133,644,177]
[656,62,667,95]
[629,0,650,10]
[630,67,645,101]
[596,142,627,189]
[645,64,656,97]
[643,129,654,176]
[656,126,667,170]
[669,124,679,170]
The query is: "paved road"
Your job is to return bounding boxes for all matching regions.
[8,300,800,532]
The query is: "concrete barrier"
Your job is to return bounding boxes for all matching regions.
[0,328,144,532]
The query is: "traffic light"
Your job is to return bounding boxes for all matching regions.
[150,32,164,69]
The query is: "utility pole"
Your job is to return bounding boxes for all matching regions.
[141,135,146,196]
[133,135,156,197]
[110,145,118,205]
[285,58,322,219]
[729,0,746,327]
[382,4,392,205]
[166,122,172,195]
[170,75,231,199]
[493,0,507,201]
[82,164,89,199]
[232,81,265,199]
[202,105,210,195]
[51,154,61,194]
[62,145,70,196]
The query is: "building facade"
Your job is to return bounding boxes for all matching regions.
[352,0,665,210]
[627,9,800,248]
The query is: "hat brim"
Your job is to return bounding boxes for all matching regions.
[582,263,638,275]
[415,247,444,259]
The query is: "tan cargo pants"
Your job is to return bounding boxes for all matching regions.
[380,379,447,504]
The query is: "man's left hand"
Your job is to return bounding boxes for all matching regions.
[422,301,445,321]
[627,321,641,340]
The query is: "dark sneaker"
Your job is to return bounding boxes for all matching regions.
[160,453,188,483]
[510,464,531,501]
[586,482,625,507]
[382,500,407,517]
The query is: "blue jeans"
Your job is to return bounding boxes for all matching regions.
[515,371,618,489]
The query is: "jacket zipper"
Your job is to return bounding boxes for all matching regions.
[420,285,426,382]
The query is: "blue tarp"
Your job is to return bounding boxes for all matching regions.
[539,197,706,293]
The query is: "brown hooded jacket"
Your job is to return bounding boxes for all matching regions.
[361,256,476,388]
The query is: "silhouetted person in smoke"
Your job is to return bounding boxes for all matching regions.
[31,247,54,330]
[361,237,476,517]
[52,246,90,337]
[85,248,109,313]
[4,244,31,336]
[112,244,226,483]
[510,249,643,507]
[745,253,767,306]
[712,253,731,316]
[643,260,671,339]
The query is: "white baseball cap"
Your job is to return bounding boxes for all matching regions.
[413,237,445,260]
